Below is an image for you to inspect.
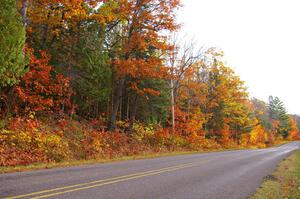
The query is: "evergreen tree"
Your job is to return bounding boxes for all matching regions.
[0,0,27,87]
[268,96,291,138]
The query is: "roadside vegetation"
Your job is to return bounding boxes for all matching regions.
[251,150,300,199]
[1,0,300,169]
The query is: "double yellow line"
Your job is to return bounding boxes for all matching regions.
[5,161,205,199]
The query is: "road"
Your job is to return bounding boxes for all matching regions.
[1,142,300,199]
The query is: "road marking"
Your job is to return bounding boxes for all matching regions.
[30,164,195,199]
[5,161,205,199]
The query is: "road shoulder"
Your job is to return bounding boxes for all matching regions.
[250,150,300,199]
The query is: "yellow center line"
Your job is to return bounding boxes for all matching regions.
[5,161,206,199]
[30,164,196,199]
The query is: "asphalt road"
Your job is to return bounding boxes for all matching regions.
[1,142,300,199]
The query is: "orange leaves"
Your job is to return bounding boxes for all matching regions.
[15,46,73,113]
[113,56,167,98]
[143,88,160,96]
[288,117,300,140]
[173,106,206,136]
[129,82,161,97]
[113,57,167,79]
[112,0,180,87]
[26,0,118,42]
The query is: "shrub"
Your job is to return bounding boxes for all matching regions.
[0,120,71,166]
[15,47,73,114]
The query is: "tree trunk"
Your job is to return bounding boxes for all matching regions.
[119,92,123,120]
[126,95,138,134]
[108,75,125,131]
[170,79,175,133]
[20,0,29,26]
[126,94,130,120]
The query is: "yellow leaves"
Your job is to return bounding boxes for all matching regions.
[132,122,155,142]
[0,126,71,165]
[28,111,35,119]
[0,129,11,144]
[248,125,268,147]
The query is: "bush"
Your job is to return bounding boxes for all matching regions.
[14,47,73,114]
[187,132,220,150]
[0,119,71,166]
[132,122,155,143]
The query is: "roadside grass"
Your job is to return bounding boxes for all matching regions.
[0,150,199,174]
[0,141,290,174]
[250,150,300,199]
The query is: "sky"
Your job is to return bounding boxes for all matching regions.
[177,0,300,114]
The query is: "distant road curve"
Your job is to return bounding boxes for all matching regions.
[1,142,299,199]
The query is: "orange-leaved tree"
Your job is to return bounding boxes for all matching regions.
[288,116,299,140]
[15,46,73,114]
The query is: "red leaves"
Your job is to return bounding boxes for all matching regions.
[15,46,73,113]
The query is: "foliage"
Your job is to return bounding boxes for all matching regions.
[0,0,299,168]
[73,28,112,118]
[0,118,71,166]
[268,96,291,138]
[0,115,296,167]
[287,117,300,140]
[14,47,73,114]
[187,132,221,150]
[132,122,155,142]
[135,79,171,125]
[251,98,272,130]
[0,0,27,87]
[245,125,268,147]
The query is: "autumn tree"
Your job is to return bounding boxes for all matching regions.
[21,1,119,118]
[165,46,253,144]
[167,36,202,132]
[291,115,300,131]
[15,47,72,114]
[198,48,252,140]
[107,0,180,132]
[287,116,299,140]
[250,98,272,130]
[25,0,116,48]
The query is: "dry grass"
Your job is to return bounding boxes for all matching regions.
[251,150,300,199]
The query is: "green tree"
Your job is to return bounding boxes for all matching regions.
[251,98,272,130]
[72,22,112,118]
[135,79,171,125]
[268,96,291,138]
[0,0,27,87]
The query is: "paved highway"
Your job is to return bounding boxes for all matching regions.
[1,142,299,199]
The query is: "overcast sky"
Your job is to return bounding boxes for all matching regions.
[177,0,300,114]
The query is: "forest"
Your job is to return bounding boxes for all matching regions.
[0,0,299,167]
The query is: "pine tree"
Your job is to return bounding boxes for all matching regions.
[268,96,291,138]
[0,0,27,87]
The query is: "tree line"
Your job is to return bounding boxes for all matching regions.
[0,0,299,166]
